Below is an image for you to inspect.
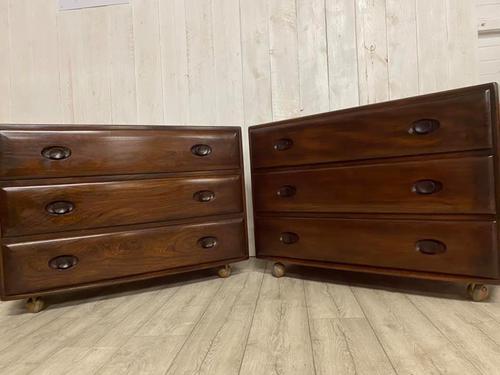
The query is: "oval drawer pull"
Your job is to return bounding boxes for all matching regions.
[273,138,293,151]
[198,236,218,249]
[191,144,212,157]
[277,185,296,198]
[193,190,215,202]
[408,119,440,135]
[412,179,442,195]
[49,255,79,270]
[41,146,71,160]
[280,232,299,245]
[416,240,447,255]
[46,201,75,215]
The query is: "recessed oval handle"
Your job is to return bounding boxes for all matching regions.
[273,138,293,151]
[277,185,296,198]
[408,119,440,135]
[416,239,446,255]
[280,232,299,245]
[412,179,442,195]
[46,201,75,215]
[193,190,215,202]
[198,236,218,249]
[191,144,212,157]
[41,146,71,160]
[49,255,79,270]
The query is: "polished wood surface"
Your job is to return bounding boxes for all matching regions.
[250,84,494,169]
[1,174,243,236]
[255,217,498,278]
[0,127,240,179]
[253,156,495,214]
[3,218,245,296]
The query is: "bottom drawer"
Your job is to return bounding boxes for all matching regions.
[255,217,498,278]
[2,218,246,296]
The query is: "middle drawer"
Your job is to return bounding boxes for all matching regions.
[253,156,495,214]
[1,175,243,237]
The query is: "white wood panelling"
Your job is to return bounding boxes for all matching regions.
[1,0,479,255]
[477,0,500,84]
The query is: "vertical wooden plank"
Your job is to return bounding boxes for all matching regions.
[296,0,329,115]
[240,0,273,124]
[212,0,244,126]
[0,0,11,122]
[386,0,419,99]
[108,4,137,124]
[58,8,112,124]
[268,0,301,120]
[159,0,189,124]
[132,0,164,124]
[8,0,62,123]
[185,0,216,125]
[355,0,390,105]
[446,0,479,88]
[325,0,359,109]
[416,0,449,94]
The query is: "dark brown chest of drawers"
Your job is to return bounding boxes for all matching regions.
[0,125,248,312]
[249,83,500,301]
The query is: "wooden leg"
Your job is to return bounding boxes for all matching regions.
[26,297,45,313]
[467,283,489,302]
[272,262,286,278]
[217,264,232,278]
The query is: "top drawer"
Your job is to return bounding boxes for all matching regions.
[0,127,241,179]
[250,84,496,169]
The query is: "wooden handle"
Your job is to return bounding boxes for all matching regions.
[273,138,293,151]
[280,232,299,244]
[46,201,75,215]
[412,179,442,195]
[198,236,218,249]
[408,119,440,135]
[191,144,212,157]
[193,190,215,202]
[277,185,296,198]
[49,255,79,270]
[41,146,71,160]
[416,239,447,255]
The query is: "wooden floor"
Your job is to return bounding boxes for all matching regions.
[1,258,500,375]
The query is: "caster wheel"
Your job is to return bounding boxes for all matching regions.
[26,297,45,313]
[467,283,489,302]
[272,262,286,278]
[217,265,231,278]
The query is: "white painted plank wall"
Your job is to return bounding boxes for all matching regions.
[0,0,479,255]
[477,0,500,84]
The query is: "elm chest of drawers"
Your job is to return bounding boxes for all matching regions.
[249,83,500,301]
[0,125,248,312]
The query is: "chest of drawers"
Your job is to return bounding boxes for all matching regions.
[249,83,500,301]
[0,125,248,312]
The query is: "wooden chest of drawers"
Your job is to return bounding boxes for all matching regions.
[0,125,248,312]
[249,83,500,301]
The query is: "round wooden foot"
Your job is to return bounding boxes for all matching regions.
[26,297,45,313]
[467,283,489,302]
[217,265,231,278]
[272,262,286,278]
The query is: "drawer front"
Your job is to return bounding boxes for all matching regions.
[1,175,243,236]
[253,156,495,214]
[2,218,246,295]
[0,128,240,179]
[255,217,498,278]
[250,86,494,168]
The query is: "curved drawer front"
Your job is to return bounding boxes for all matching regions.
[1,175,243,236]
[253,156,495,214]
[255,217,498,278]
[2,218,246,296]
[0,128,240,179]
[250,86,494,168]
